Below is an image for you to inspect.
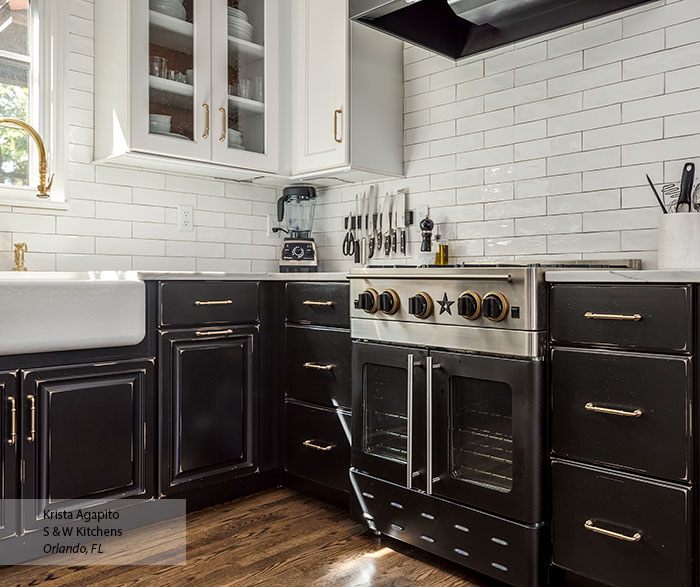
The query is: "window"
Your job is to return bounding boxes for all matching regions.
[0,0,67,207]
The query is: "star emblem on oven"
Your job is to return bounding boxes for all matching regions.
[438,292,454,315]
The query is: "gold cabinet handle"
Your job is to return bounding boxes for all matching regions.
[584,312,642,321]
[303,439,334,452]
[584,520,642,542]
[333,108,342,143]
[195,329,234,337]
[26,394,36,443]
[585,403,643,418]
[7,397,16,446]
[194,300,233,306]
[202,104,210,139]
[303,362,334,371]
[219,107,226,142]
[302,300,334,307]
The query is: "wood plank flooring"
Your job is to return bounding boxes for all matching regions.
[0,488,502,586]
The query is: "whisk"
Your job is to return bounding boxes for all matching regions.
[663,182,680,212]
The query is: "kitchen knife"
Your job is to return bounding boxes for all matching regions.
[396,189,407,255]
[384,193,394,256]
[677,162,695,213]
[391,195,398,253]
[368,185,378,258]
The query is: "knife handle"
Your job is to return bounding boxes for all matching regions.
[400,229,406,255]
[680,162,695,206]
[384,234,391,255]
[392,230,397,253]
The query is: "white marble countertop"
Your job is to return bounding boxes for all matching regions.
[0,271,349,282]
[545,269,700,283]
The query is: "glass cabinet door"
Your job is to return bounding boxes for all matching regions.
[130,0,212,160]
[211,0,279,172]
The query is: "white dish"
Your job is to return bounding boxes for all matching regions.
[229,31,253,41]
[228,16,252,28]
[151,3,186,20]
[227,7,248,20]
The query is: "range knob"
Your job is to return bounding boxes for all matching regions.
[377,289,400,315]
[408,292,433,319]
[458,290,482,320]
[482,291,509,322]
[356,288,378,313]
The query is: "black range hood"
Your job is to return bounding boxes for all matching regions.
[350,0,656,60]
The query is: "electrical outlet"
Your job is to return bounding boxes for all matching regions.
[416,205,429,221]
[267,214,282,238]
[177,205,194,232]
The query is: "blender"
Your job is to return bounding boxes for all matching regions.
[276,185,318,272]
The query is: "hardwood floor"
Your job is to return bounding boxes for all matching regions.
[0,488,502,586]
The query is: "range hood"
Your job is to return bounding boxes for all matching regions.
[350,0,655,60]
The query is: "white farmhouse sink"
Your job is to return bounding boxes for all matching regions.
[0,273,146,356]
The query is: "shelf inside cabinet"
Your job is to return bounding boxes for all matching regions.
[149,11,194,54]
[150,76,194,109]
[228,36,264,66]
[228,95,264,115]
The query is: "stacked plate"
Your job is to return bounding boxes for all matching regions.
[151,0,186,20]
[228,7,253,42]
[228,129,244,150]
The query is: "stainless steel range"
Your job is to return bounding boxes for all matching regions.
[347,261,640,587]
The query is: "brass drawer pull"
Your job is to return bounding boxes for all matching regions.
[584,312,642,321]
[7,397,16,446]
[303,362,334,371]
[585,520,642,542]
[194,300,233,306]
[303,439,334,452]
[219,107,226,142]
[585,403,643,418]
[27,395,36,443]
[195,329,234,337]
[302,300,334,307]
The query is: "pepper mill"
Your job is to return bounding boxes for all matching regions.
[420,216,434,252]
[13,242,28,271]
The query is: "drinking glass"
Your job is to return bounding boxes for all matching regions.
[149,56,167,78]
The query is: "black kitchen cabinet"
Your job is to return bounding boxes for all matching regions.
[284,281,352,503]
[21,360,155,532]
[549,283,696,587]
[159,327,258,498]
[0,371,19,542]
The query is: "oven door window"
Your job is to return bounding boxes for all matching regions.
[450,377,513,492]
[364,364,407,463]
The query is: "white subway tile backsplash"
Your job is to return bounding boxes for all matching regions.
[515,53,582,86]
[623,88,700,122]
[583,118,663,150]
[548,63,621,97]
[623,0,700,36]
[485,81,547,111]
[582,74,664,109]
[515,214,582,236]
[623,41,700,79]
[584,30,664,69]
[548,147,621,175]
[516,174,582,199]
[515,93,583,124]
[665,111,700,138]
[548,105,621,136]
[485,42,547,76]
[431,132,484,157]
[548,20,622,58]
[622,135,700,165]
[547,231,620,253]
[515,133,581,162]
[485,120,547,148]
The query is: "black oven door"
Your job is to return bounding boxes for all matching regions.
[431,350,545,524]
[352,342,427,489]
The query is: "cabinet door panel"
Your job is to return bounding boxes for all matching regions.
[291,0,348,174]
[130,0,213,161]
[160,327,258,496]
[22,360,154,532]
[210,0,280,172]
[176,342,245,473]
[0,371,19,542]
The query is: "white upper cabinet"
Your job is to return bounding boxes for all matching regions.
[95,0,280,177]
[290,0,404,181]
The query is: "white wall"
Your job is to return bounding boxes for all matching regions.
[313,0,700,271]
[0,0,281,273]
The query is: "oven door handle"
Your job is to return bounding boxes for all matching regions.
[426,356,433,495]
[407,354,415,489]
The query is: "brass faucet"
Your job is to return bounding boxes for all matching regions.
[13,243,28,272]
[0,118,54,199]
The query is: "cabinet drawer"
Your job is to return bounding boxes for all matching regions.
[552,348,691,481]
[286,326,351,409]
[286,282,349,327]
[552,460,692,587]
[550,285,691,353]
[160,282,258,327]
[285,401,351,493]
